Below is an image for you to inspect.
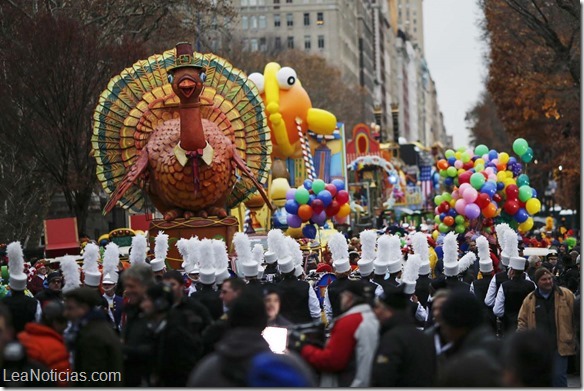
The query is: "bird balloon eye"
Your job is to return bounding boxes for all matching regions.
[276,67,297,90]
[200,72,207,82]
[167,74,174,84]
[248,72,265,94]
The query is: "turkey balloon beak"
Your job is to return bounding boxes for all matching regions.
[178,77,197,98]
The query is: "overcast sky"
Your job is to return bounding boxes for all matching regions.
[423,0,487,149]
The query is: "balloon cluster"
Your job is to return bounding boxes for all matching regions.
[434,138,541,234]
[285,179,350,238]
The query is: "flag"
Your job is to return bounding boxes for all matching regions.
[420,166,433,205]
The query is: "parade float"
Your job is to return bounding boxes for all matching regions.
[430,138,542,239]
[92,42,273,268]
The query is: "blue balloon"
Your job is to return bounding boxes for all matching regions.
[448,209,457,217]
[439,213,446,221]
[303,179,313,190]
[497,182,505,191]
[480,182,496,198]
[515,208,529,223]
[284,199,299,215]
[531,188,538,198]
[447,157,456,166]
[508,157,517,165]
[302,224,317,239]
[317,190,333,207]
[332,179,345,191]
[308,194,316,205]
[444,177,454,186]
[488,150,498,161]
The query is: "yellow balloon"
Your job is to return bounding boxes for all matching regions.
[457,168,466,175]
[337,203,351,218]
[526,198,541,215]
[506,170,514,178]
[432,230,439,240]
[450,199,456,208]
[503,178,516,188]
[499,152,509,164]
[496,171,507,182]
[455,152,462,160]
[286,226,304,238]
[518,217,534,232]
[474,158,485,167]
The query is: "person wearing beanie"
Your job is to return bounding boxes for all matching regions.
[322,233,353,324]
[34,271,64,307]
[517,267,576,387]
[63,287,123,386]
[493,256,535,334]
[439,291,499,369]
[1,242,41,334]
[371,284,436,386]
[299,280,379,387]
[141,282,202,387]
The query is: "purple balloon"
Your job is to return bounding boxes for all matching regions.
[286,189,296,200]
[312,210,327,226]
[464,203,481,220]
[287,214,302,228]
[317,190,333,207]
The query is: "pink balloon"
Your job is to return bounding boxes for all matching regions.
[454,160,463,169]
[488,174,497,182]
[491,158,499,166]
[485,167,494,175]
[459,183,471,195]
[464,203,481,219]
[463,187,478,203]
[451,190,460,199]
[455,199,467,215]
[482,154,490,161]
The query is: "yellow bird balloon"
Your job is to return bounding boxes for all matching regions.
[248,63,337,159]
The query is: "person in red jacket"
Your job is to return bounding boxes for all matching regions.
[18,300,71,386]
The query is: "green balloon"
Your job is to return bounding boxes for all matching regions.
[518,185,532,202]
[517,174,530,187]
[457,146,467,153]
[455,215,465,225]
[434,195,444,206]
[445,149,455,158]
[295,187,310,205]
[439,223,450,233]
[447,166,457,177]
[513,138,529,156]
[475,164,484,172]
[474,144,489,156]
[454,224,466,234]
[440,169,448,178]
[312,179,326,194]
[461,152,471,163]
[470,172,486,189]
[435,215,441,224]
[442,192,452,202]
[453,178,459,187]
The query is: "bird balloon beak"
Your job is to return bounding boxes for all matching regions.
[178,78,197,98]
[306,108,337,135]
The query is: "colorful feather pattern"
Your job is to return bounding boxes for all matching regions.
[92,48,271,212]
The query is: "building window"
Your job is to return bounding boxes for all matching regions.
[242,16,248,29]
[241,0,249,5]
[274,0,279,2]
[304,13,310,26]
[413,18,416,24]
[413,27,417,32]
[260,37,267,51]
[317,12,324,25]
[274,14,281,27]
[250,0,257,5]
[251,16,258,28]
[286,13,293,26]
[317,34,324,48]
[275,37,282,49]
[274,0,280,9]
[251,38,259,51]
[304,35,311,49]
[286,0,293,3]
[287,36,294,49]
[259,15,267,28]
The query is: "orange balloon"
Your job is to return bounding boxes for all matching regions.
[336,203,351,218]
[443,216,455,226]
[482,203,498,218]
[437,159,449,170]
[297,204,313,221]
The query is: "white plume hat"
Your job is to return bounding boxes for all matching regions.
[199,239,217,285]
[476,235,493,273]
[509,256,526,271]
[61,255,81,293]
[7,242,27,291]
[129,234,149,265]
[328,233,350,273]
[443,232,459,277]
[212,240,230,285]
[412,232,431,276]
[400,254,421,295]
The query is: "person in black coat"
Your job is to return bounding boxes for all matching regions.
[277,268,321,325]
[371,284,436,387]
[190,281,223,321]
[34,272,64,307]
[63,287,123,386]
[163,271,212,335]
[142,283,202,387]
[1,288,39,335]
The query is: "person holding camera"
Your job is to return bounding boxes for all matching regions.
[294,280,379,387]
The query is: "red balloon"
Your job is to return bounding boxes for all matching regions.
[325,183,337,197]
[325,200,340,217]
[297,204,313,221]
[519,200,526,209]
[476,193,491,209]
[441,201,450,212]
[335,190,349,205]
[481,172,489,180]
[483,218,494,227]
[463,162,474,170]
[493,193,502,203]
[443,216,455,226]
[505,184,519,200]
[504,199,520,215]
[458,171,472,184]
[312,198,325,214]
